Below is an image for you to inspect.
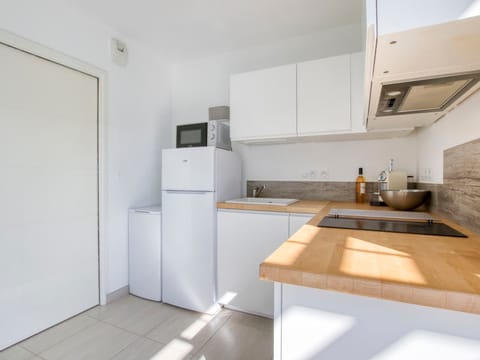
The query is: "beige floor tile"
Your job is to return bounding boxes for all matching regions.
[39,321,138,360]
[192,311,273,360]
[146,308,232,355]
[85,295,153,321]
[110,337,167,360]
[147,339,194,360]
[98,299,180,336]
[19,314,97,354]
[0,346,35,360]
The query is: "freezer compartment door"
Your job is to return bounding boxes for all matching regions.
[162,147,215,191]
[162,190,217,313]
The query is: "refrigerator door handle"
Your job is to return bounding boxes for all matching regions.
[164,190,210,194]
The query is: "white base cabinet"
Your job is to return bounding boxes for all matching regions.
[217,210,289,317]
[289,213,313,236]
[275,283,480,360]
[217,210,313,318]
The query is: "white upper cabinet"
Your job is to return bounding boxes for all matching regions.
[365,0,480,131]
[230,52,370,142]
[374,0,480,35]
[230,64,297,141]
[350,52,366,132]
[297,54,351,135]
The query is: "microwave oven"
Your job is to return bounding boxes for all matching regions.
[176,120,231,150]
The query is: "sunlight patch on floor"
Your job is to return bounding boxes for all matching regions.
[180,315,212,340]
[150,338,193,360]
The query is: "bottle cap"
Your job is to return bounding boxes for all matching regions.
[358,167,363,175]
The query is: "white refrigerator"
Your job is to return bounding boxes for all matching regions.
[161,147,241,314]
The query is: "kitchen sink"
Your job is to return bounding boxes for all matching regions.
[225,197,299,206]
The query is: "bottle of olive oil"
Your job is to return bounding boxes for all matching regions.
[356,167,366,203]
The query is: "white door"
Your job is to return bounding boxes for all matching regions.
[297,54,351,135]
[162,191,216,313]
[230,64,297,140]
[0,43,99,349]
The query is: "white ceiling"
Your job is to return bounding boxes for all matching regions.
[66,0,362,61]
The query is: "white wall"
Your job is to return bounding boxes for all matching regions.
[416,91,480,184]
[172,24,362,132]
[240,137,417,182]
[0,0,172,293]
[172,23,417,184]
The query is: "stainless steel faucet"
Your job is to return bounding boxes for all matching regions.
[252,184,266,197]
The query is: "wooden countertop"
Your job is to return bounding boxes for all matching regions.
[259,202,480,315]
[217,200,328,214]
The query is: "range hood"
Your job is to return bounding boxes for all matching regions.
[376,72,480,116]
[367,15,480,130]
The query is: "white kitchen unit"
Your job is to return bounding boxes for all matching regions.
[230,64,297,141]
[217,210,312,317]
[230,52,377,143]
[0,41,99,350]
[297,54,351,135]
[374,0,480,35]
[364,0,480,131]
[350,52,367,133]
[128,206,162,302]
[275,283,480,360]
[217,210,288,317]
[162,147,241,314]
[289,213,314,236]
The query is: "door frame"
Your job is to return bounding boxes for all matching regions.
[0,29,108,305]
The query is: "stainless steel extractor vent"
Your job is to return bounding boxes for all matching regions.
[376,72,480,116]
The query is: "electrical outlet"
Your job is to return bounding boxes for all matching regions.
[320,169,329,180]
[420,167,433,181]
[302,169,318,180]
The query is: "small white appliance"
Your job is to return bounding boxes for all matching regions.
[161,147,241,314]
[207,119,231,150]
[176,120,231,150]
[128,206,162,301]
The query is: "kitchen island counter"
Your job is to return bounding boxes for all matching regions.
[259,202,480,315]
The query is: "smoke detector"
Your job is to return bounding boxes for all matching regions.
[111,38,128,67]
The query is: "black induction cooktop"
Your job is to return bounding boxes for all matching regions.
[318,216,467,238]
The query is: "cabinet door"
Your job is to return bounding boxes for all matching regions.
[289,213,314,236]
[376,0,477,35]
[230,64,297,140]
[350,52,366,133]
[217,210,289,317]
[297,55,351,135]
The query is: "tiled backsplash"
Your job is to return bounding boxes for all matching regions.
[418,138,480,233]
[248,138,480,233]
[247,181,377,202]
